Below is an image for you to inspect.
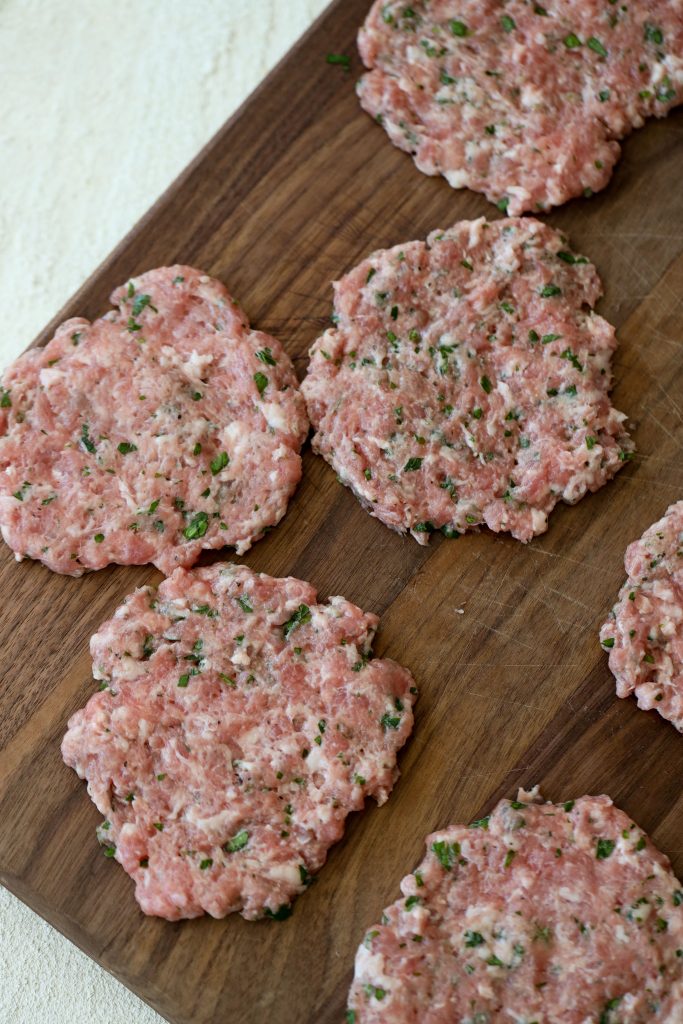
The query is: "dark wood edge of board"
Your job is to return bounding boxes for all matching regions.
[3,5,346,1021]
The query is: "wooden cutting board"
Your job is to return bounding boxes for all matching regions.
[1,2,683,1021]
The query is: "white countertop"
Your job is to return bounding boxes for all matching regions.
[0,1,328,1020]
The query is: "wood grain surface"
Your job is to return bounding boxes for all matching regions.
[1,2,683,1021]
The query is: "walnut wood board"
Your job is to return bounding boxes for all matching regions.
[1,2,683,1021]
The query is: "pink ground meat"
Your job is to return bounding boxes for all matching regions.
[0,266,308,576]
[348,788,683,1023]
[302,217,632,545]
[358,0,683,214]
[62,564,416,921]
[601,501,683,733]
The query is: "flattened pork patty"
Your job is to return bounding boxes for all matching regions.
[358,1,683,213]
[347,788,683,1023]
[302,217,632,545]
[0,266,308,575]
[62,564,416,921]
[601,501,683,732]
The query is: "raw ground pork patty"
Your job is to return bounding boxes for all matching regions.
[347,788,683,1023]
[302,217,632,545]
[601,501,683,733]
[358,0,683,214]
[61,564,416,921]
[0,266,308,575]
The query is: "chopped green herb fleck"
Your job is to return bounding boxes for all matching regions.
[432,840,460,870]
[596,838,616,860]
[256,347,277,366]
[380,713,401,730]
[183,511,209,540]
[225,829,249,853]
[283,604,312,640]
[264,904,292,921]
[80,423,96,454]
[326,53,350,68]
[469,816,489,830]
[450,19,469,37]
[131,293,157,317]
[644,23,663,46]
[210,451,229,475]
[587,37,607,57]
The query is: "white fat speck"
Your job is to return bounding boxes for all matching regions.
[39,367,66,388]
[355,947,390,986]
[466,217,487,248]
[304,746,323,771]
[138,719,152,741]
[237,726,261,750]
[530,509,548,534]
[265,862,301,886]
[558,886,581,904]
[114,656,149,681]
[181,350,214,380]
[444,168,470,189]
[520,83,544,108]
[186,808,235,835]
[259,402,289,432]
[271,443,290,461]
[506,185,531,202]
[223,421,251,454]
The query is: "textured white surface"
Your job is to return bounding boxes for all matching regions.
[0,1,328,1021]
[0,0,328,368]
